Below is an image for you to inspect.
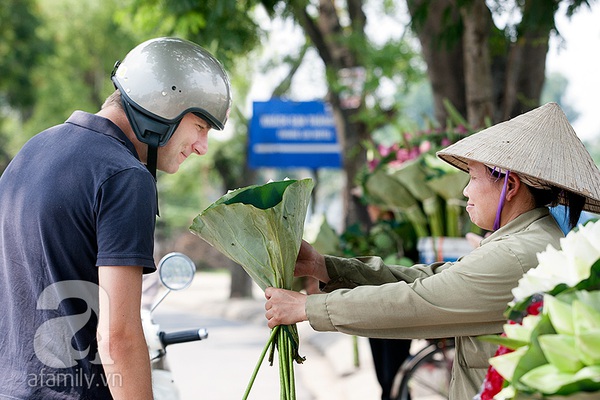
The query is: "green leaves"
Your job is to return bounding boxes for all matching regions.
[364,167,430,238]
[221,180,296,209]
[190,178,314,291]
[189,178,314,400]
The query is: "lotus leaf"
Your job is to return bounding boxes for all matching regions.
[189,178,314,400]
[190,178,314,291]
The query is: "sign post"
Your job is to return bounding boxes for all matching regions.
[248,99,341,169]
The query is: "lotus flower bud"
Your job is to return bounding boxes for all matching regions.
[544,294,574,335]
[538,334,584,373]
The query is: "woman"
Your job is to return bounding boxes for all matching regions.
[263,103,600,399]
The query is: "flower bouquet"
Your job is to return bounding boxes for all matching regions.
[477,220,600,399]
[189,178,314,400]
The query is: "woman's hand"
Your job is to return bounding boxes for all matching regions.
[264,287,308,329]
[295,240,329,283]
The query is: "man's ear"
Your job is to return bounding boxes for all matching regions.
[505,173,522,201]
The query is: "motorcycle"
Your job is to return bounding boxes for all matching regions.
[142,252,208,400]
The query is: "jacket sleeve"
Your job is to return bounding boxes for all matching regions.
[306,240,527,339]
[320,255,448,291]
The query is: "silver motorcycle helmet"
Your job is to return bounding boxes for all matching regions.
[111,37,232,178]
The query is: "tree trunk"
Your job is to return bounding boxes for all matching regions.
[501,0,553,119]
[291,0,371,231]
[229,259,253,298]
[406,0,466,124]
[407,0,558,126]
[460,0,494,128]
[327,91,371,229]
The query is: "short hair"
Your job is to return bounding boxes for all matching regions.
[101,89,123,110]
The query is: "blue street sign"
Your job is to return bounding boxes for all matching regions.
[248,99,342,168]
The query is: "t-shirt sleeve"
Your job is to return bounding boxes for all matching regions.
[95,167,157,272]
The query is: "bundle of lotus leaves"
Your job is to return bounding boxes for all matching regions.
[190,178,314,400]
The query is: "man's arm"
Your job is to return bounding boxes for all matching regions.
[97,265,153,399]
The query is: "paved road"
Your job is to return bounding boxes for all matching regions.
[154,310,311,399]
[150,271,383,400]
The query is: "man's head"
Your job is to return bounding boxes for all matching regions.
[101,89,212,174]
[109,37,231,176]
[156,112,211,174]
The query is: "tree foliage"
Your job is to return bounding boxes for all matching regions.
[0,0,51,172]
[406,0,596,126]
[0,0,50,111]
[116,0,266,69]
[21,0,142,141]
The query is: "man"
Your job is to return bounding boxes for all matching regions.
[0,37,231,399]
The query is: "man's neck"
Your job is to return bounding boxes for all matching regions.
[96,107,147,162]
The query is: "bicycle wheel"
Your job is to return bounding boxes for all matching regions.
[397,343,455,400]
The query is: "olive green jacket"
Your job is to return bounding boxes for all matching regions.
[305,208,563,400]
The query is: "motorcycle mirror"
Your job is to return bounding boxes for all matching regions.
[158,252,196,291]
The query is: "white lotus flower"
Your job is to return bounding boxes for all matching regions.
[575,219,600,252]
[485,221,600,399]
[511,271,558,302]
[511,221,600,302]
[493,386,516,400]
[559,225,600,282]
[511,244,568,301]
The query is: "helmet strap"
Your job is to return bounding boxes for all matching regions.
[145,133,160,181]
[116,89,179,219]
[146,134,160,217]
[493,170,511,230]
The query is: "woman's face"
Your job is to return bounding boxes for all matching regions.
[463,161,504,230]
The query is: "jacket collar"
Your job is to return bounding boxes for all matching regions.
[481,208,553,245]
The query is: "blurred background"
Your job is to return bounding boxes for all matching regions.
[3,1,600,398]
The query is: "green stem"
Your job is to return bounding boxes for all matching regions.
[405,210,430,238]
[281,330,292,400]
[446,202,460,237]
[352,336,360,367]
[243,326,280,400]
[289,334,296,400]
[423,196,444,237]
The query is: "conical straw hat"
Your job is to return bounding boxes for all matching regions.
[437,102,600,213]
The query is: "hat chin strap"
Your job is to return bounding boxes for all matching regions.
[493,170,511,230]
